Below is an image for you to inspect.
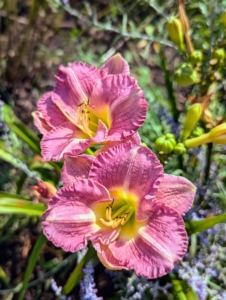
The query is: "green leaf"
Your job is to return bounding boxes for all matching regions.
[0,193,46,216]
[62,245,98,295]
[0,146,27,169]
[185,213,226,235]
[3,104,41,154]
[185,287,199,300]
[18,232,47,300]
[171,278,188,300]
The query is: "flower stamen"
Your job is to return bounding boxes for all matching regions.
[100,199,134,229]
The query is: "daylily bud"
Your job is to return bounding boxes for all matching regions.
[174,63,200,87]
[155,133,176,154]
[189,50,203,65]
[221,11,226,27]
[31,179,57,205]
[174,143,186,155]
[181,103,202,140]
[184,123,226,148]
[166,18,185,51]
[213,48,225,61]
[192,126,205,137]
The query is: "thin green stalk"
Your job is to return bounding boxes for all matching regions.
[204,143,213,185]
[159,47,179,122]
[13,0,40,76]
[18,232,47,300]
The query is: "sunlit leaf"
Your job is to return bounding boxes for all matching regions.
[0,193,46,216]
[186,213,226,235]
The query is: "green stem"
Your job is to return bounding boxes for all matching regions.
[159,47,179,123]
[204,143,213,185]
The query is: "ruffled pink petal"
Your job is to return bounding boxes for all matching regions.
[96,203,188,278]
[96,244,126,271]
[37,92,68,128]
[100,54,130,75]
[32,111,52,134]
[89,143,163,200]
[155,174,196,216]
[52,63,101,117]
[62,155,95,186]
[94,132,141,156]
[41,122,91,161]
[42,179,111,252]
[89,75,148,141]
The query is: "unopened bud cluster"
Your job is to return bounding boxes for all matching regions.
[155,133,186,155]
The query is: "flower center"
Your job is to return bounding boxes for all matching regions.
[55,100,99,138]
[99,198,134,229]
[77,102,95,137]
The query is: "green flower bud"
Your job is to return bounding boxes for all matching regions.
[192,126,205,137]
[213,48,225,61]
[174,143,186,155]
[181,103,202,140]
[185,123,226,148]
[155,133,176,154]
[189,50,203,64]
[174,63,200,87]
[166,18,185,51]
[221,11,226,27]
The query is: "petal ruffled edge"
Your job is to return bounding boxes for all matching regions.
[89,74,148,142]
[32,111,52,135]
[94,203,188,278]
[100,54,130,75]
[90,143,163,201]
[62,155,95,186]
[94,132,141,156]
[155,174,196,216]
[37,92,68,128]
[42,179,111,252]
[41,122,91,161]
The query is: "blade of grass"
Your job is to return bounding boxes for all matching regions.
[3,104,41,154]
[18,232,47,300]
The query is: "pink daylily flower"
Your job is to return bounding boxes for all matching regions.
[42,143,196,278]
[32,54,148,161]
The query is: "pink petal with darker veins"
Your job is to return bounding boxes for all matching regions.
[95,132,141,156]
[41,122,91,161]
[62,155,95,186]
[95,244,127,271]
[155,174,196,216]
[89,143,163,200]
[89,74,147,141]
[42,179,111,252]
[52,63,102,117]
[96,203,188,278]
[100,54,130,75]
[37,92,68,128]
[32,111,52,134]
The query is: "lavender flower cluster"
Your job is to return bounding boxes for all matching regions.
[178,210,226,300]
[106,269,172,299]
[80,260,102,300]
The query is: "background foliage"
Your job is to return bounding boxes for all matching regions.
[0,0,226,299]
